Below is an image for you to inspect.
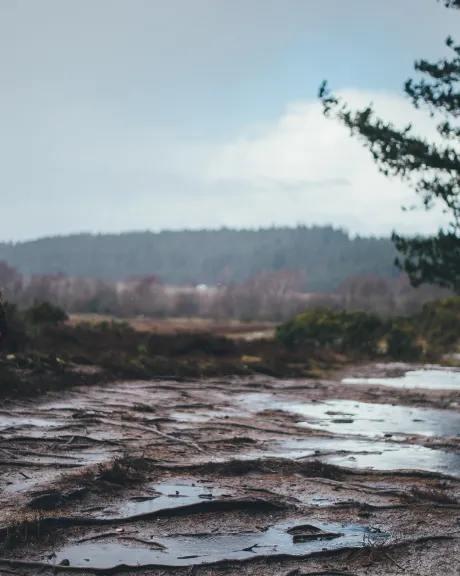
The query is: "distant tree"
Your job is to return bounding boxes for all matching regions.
[82,281,120,315]
[121,275,166,317]
[0,228,400,293]
[19,275,59,307]
[337,275,394,314]
[0,261,23,301]
[174,291,201,317]
[319,0,460,292]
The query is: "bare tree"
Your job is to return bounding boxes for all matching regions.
[0,261,23,301]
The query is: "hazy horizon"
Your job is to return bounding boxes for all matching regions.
[2,0,458,241]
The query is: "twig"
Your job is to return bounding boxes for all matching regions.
[0,447,17,459]
[308,477,407,498]
[198,421,295,435]
[119,536,166,549]
[0,459,82,468]
[98,417,204,453]
[76,531,119,543]
[385,551,405,570]
[6,447,80,460]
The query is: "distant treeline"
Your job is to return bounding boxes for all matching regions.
[0,226,399,292]
[0,258,449,320]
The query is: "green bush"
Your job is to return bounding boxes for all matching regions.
[416,297,460,352]
[276,309,343,349]
[340,311,388,354]
[386,326,422,361]
[276,309,386,355]
[24,301,68,326]
[3,302,29,352]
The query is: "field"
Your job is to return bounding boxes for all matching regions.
[68,314,276,339]
[0,310,460,574]
[1,362,460,575]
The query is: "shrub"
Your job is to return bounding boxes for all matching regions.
[416,297,460,352]
[24,301,68,325]
[276,309,343,349]
[340,311,388,354]
[386,326,422,361]
[276,309,387,355]
[2,302,29,352]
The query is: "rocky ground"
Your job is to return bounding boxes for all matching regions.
[1,363,460,575]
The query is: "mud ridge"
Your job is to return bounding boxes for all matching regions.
[149,457,460,482]
[0,498,289,541]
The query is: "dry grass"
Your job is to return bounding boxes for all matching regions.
[77,456,151,490]
[68,313,276,338]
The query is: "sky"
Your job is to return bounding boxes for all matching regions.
[1,0,459,242]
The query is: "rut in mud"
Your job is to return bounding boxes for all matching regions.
[1,364,460,575]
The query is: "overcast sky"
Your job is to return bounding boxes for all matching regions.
[1,0,458,241]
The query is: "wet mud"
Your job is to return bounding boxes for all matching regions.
[1,363,460,575]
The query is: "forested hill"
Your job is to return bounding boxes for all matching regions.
[0,226,399,292]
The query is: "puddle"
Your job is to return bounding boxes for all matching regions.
[246,437,460,477]
[100,482,226,518]
[238,393,460,439]
[244,437,392,464]
[323,443,460,476]
[342,369,460,390]
[286,399,460,439]
[225,393,460,475]
[53,520,377,568]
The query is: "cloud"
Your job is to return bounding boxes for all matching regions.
[0,88,452,241]
[203,88,451,236]
[1,0,458,240]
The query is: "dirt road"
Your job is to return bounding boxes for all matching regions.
[1,363,460,575]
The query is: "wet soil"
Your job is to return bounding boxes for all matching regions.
[2,363,460,575]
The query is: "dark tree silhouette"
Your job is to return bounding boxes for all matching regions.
[318,0,460,292]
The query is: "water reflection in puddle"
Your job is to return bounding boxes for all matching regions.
[234,391,460,475]
[324,445,460,475]
[100,482,225,518]
[53,520,376,568]
[287,399,460,439]
[247,437,460,477]
[238,393,460,439]
[342,369,460,390]
[235,394,460,476]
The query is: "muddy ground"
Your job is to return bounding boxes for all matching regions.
[1,363,460,575]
